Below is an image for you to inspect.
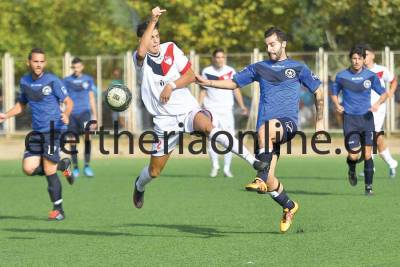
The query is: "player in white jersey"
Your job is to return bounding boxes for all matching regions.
[199,48,248,178]
[132,7,267,209]
[363,44,398,177]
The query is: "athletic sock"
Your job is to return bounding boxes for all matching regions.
[207,140,220,169]
[136,166,152,192]
[347,157,357,173]
[71,144,78,169]
[84,140,91,166]
[31,165,44,176]
[256,148,274,181]
[46,173,63,211]
[268,183,295,210]
[380,148,397,167]
[364,158,374,185]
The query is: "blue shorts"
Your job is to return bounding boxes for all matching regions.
[24,132,62,163]
[257,117,298,144]
[68,111,91,135]
[343,112,375,149]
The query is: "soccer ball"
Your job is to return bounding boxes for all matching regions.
[104,84,132,112]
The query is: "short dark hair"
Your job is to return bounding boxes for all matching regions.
[212,48,225,57]
[28,48,45,60]
[264,27,287,42]
[349,45,366,59]
[72,57,83,64]
[136,21,159,38]
[359,43,374,53]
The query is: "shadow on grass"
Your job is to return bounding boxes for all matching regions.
[160,173,210,179]
[0,215,47,222]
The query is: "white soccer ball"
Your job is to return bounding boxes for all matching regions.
[104,84,132,112]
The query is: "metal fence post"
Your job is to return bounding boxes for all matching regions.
[96,56,103,128]
[389,48,396,133]
[246,49,260,130]
[125,51,138,134]
[3,53,15,135]
[384,46,392,136]
[189,50,199,100]
[63,52,72,78]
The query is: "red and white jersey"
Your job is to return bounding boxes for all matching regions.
[201,65,236,110]
[133,42,199,116]
[369,63,395,106]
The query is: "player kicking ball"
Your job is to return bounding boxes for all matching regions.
[0,48,74,220]
[132,7,266,210]
[197,27,325,233]
[331,45,388,195]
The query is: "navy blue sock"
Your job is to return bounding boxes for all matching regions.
[268,183,295,210]
[31,165,44,176]
[364,158,374,185]
[257,151,273,182]
[84,140,91,166]
[46,173,63,211]
[71,144,78,169]
[347,157,357,173]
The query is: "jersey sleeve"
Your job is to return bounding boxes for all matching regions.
[173,43,191,75]
[383,67,395,83]
[371,74,386,95]
[298,65,321,93]
[232,64,257,88]
[52,78,68,101]
[17,90,28,104]
[331,76,342,96]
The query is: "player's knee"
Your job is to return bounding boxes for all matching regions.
[149,167,161,178]
[22,166,35,176]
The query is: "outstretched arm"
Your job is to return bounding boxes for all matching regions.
[233,88,248,115]
[0,102,26,123]
[195,74,238,90]
[136,7,166,66]
[387,78,398,98]
[159,68,196,103]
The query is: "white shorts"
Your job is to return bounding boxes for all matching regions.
[151,107,212,156]
[206,108,235,135]
[373,105,386,132]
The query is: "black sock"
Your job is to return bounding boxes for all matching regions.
[71,144,78,169]
[257,151,273,182]
[364,158,374,186]
[46,173,63,211]
[270,189,295,210]
[347,157,357,173]
[84,140,91,166]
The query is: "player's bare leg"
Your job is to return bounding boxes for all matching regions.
[22,156,42,176]
[192,111,266,171]
[133,153,171,208]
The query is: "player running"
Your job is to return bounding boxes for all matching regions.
[197,27,325,233]
[361,44,398,178]
[0,48,74,220]
[63,57,98,178]
[199,48,248,178]
[331,45,387,195]
[132,7,266,210]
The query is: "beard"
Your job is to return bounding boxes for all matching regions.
[268,46,283,61]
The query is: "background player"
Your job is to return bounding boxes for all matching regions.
[199,48,248,178]
[362,44,398,177]
[132,7,266,210]
[63,57,97,178]
[0,48,74,220]
[331,45,387,195]
[196,27,325,233]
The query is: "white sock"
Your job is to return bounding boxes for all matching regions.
[380,148,397,167]
[224,152,233,172]
[207,140,220,169]
[136,166,152,192]
[209,128,256,166]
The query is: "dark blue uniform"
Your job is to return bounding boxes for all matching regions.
[233,58,321,143]
[63,74,96,134]
[19,72,68,162]
[332,68,385,149]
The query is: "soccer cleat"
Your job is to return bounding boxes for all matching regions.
[223,170,234,178]
[210,167,219,178]
[72,168,80,179]
[365,185,374,196]
[245,178,267,194]
[252,160,268,171]
[389,160,398,178]
[133,177,145,208]
[48,210,65,221]
[348,170,357,186]
[84,165,94,177]
[59,158,74,185]
[280,201,299,233]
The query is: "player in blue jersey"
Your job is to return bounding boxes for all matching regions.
[331,46,388,195]
[197,27,325,233]
[63,57,97,178]
[0,48,74,220]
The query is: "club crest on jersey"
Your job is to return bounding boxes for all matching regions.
[42,86,52,95]
[312,72,319,80]
[82,81,89,89]
[285,68,296,79]
[163,56,173,66]
[363,80,371,89]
